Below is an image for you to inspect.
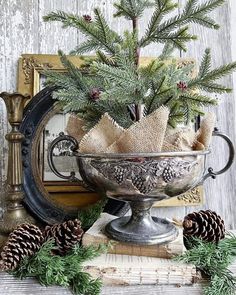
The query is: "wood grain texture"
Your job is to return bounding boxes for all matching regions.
[0,272,206,295]
[179,0,236,229]
[0,0,235,227]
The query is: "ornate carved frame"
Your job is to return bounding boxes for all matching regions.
[17,54,203,211]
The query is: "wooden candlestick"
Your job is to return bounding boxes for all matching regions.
[0,92,35,244]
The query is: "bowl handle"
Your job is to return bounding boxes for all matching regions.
[47,132,87,187]
[200,128,235,184]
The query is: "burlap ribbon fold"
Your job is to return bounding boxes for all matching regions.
[106,106,169,153]
[78,113,125,153]
[68,109,215,154]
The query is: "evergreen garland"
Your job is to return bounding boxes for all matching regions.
[176,234,236,295]
[11,240,109,295]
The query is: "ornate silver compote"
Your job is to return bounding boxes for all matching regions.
[48,129,234,245]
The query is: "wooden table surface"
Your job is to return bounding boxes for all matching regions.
[0,272,205,295]
[1,260,236,295]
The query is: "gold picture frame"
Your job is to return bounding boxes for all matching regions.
[17,53,204,209]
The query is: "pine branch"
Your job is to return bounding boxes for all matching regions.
[141,0,225,48]
[11,240,109,295]
[140,0,178,47]
[121,30,139,64]
[78,199,107,229]
[188,62,236,89]
[43,11,120,55]
[199,48,211,77]
[96,50,116,66]
[94,8,122,49]
[114,0,154,19]
[156,26,197,51]
[159,42,176,59]
[93,59,140,92]
[159,0,224,33]
[199,82,232,93]
[180,92,217,106]
[176,235,236,295]
[58,50,88,92]
[70,40,101,55]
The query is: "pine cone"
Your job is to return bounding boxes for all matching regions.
[44,219,84,255]
[83,14,92,22]
[177,81,188,91]
[183,210,225,243]
[0,223,44,271]
[89,88,101,101]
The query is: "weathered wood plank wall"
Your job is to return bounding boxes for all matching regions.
[0,0,235,227]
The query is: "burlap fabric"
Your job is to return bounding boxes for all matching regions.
[66,114,86,142]
[106,106,169,153]
[162,127,197,152]
[68,108,215,154]
[79,113,124,153]
[194,112,216,150]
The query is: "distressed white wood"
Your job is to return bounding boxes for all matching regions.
[0,272,206,295]
[179,0,236,229]
[0,0,235,227]
[38,0,78,54]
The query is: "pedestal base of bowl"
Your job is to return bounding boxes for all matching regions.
[105,199,178,245]
[106,216,178,245]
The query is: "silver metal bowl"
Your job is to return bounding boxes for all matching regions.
[48,129,234,245]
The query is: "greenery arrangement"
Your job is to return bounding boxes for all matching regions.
[176,234,236,295]
[43,0,236,130]
[78,199,107,229]
[11,240,109,295]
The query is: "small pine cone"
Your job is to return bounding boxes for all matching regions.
[177,81,188,91]
[183,210,225,243]
[162,166,176,183]
[0,223,44,271]
[83,14,92,22]
[44,219,84,255]
[89,88,101,101]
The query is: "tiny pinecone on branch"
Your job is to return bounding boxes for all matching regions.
[89,87,101,101]
[44,219,84,255]
[0,223,44,271]
[183,210,225,243]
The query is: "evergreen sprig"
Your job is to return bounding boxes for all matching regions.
[11,240,109,295]
[114,0,155,19]
[176,234,236,295]
[140,0,225,48]
[43,0,235,129]
[78,199,107,230]
[44,10,122,55]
